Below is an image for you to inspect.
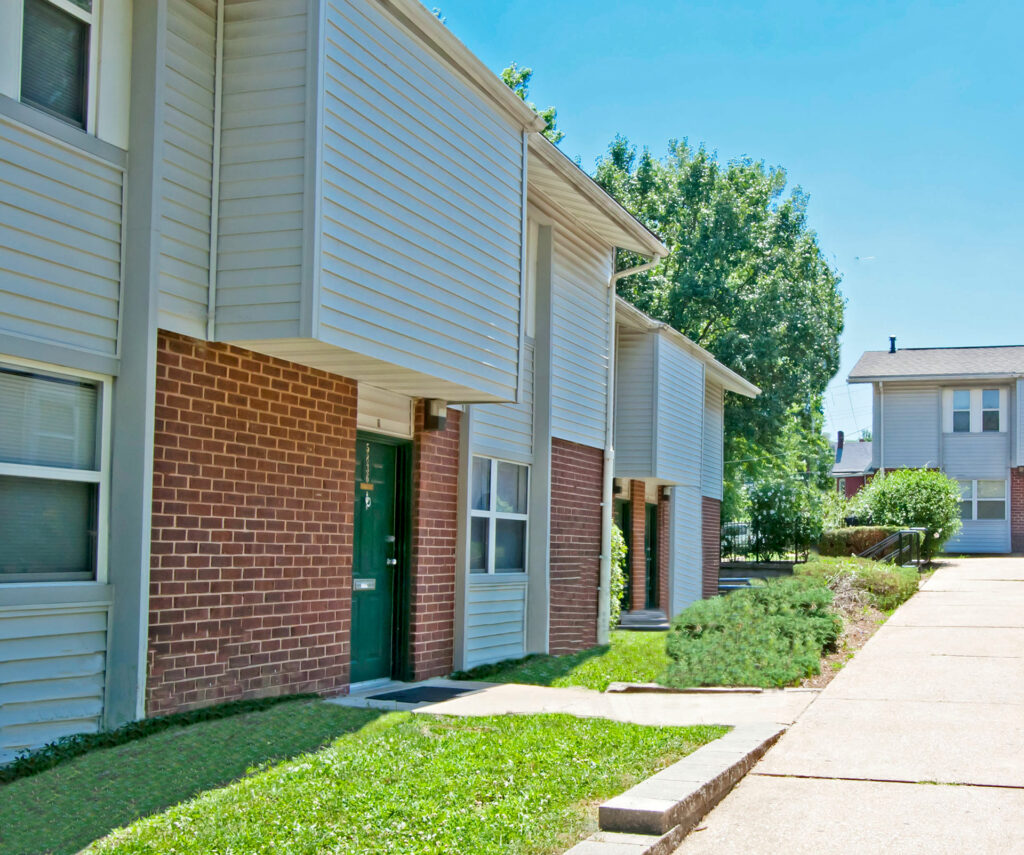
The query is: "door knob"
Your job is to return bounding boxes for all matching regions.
[386,558,397,567]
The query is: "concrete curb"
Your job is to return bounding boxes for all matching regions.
[564,722,785,854]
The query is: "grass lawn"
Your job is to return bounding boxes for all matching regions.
[452,630,670,690]
[76,711,723,855]
[0,701,381,855]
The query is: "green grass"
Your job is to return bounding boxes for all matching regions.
[452,630,670,690]
[80,713,723,855]
[798,555,920,611]
[0,701,381,855]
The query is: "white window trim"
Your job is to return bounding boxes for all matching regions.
[943,387,1008,434]
[0,354,111,585]
[958,478,1007,522]
[469,455,530,576]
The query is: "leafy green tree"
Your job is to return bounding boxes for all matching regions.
[501,62,564,144]
[594,138,844,509]
[609,523,627,629]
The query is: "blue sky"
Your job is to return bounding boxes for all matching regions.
[430,0,1024,440]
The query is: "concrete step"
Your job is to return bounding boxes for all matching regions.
[619,610,670,632]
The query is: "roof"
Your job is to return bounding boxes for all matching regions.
[849,346,1024,383]
[528,135,668,260]
[831,440,874,477]
[615,297,760,398]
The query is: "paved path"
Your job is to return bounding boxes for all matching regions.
[674,557,1024,855]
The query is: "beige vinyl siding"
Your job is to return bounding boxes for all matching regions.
[655,333,704,486]
[701,381,724,499]
[316,0,524,401]
[0,603,108,763]
[464,578,526,669]
[0,115,123,356]
[542,199,613,450]
[471,343,534,462]
[356,383,413,439]
[158,0,217,338]
[613,330,655,476]
[882,386,940,469]
[214,0,308,340]
[669,485,702,616]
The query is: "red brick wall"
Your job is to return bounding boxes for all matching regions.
[839,475,868,499]
[549,439,603,654]
[701,497,721,599]
[657,487,670,612]
[147,332,357,716]
[629,478,647,611]
[408,404,460,679]
[1012,468,1024,554]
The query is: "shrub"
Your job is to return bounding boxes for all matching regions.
[799,555,920,612]
[664,577,842,688]
[818,526,900,557]
[609,522,627,630]
[820,488,850,531]
[858,469,962,561]
[748,480,823,560]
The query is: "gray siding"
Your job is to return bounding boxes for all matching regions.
[214,0,308,340]
[316,0,525,400]
[1017,380,1024,466]
[702,381,724,500]
[158,0,217,338]
[0,603,108,763]
[946,520,1010,554]
[613,331,655,475]
[0,114,123,356]
[654,333,704,486]
[942,433,1011,479]
[471,343,534,462]
[669,485,702,617]
[464,578,526,669]
[882,386,940,469]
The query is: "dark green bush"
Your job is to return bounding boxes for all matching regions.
[858,469,962,561]
[818,526,900,557]
[664,577,842,688]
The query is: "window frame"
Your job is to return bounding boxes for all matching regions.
[0,355,111,584]
[17,0,101,132]
[957,479,1007,522]
[981,389,1000,433]
[951,389,971,433]
[468,455,530,576]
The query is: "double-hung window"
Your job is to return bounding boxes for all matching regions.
[0,362,109,582]
[981,389,1000,432]
[469,457,529,575]
[952,390,971,433]
[958,480,1007,521]
[948,388,1003,434]
[20,0,96,129]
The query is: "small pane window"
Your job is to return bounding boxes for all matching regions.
[496,462,528,514]
[495,519,526,573]
[471,458,491,511]
[978,480,1005,500]
[21,0,91,128]
[958,481,973,521]
[469,517,488,573]
[469,456,529,575]
[977,501,1006,520]
[952,389,971,433]
[952,390,970,410]
[982,390,1000,432]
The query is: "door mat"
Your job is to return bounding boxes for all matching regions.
[368,686,474,704]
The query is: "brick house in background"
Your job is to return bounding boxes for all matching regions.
[0,0,757,758]
[830,436,874,498]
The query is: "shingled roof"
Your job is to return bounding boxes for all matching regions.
[849,346,1024,382]
[830,440,874,476]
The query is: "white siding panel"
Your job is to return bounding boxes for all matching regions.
[0,604,108,763]
[214,0,307,340]
[316,0,524,402]
[942,434,1011,479]
[882,387,940,469]
[669,486,702,617]
[471,343,534,461]
[702,381,724,499]
[356,383,413,439]
[946,520,1010,554]
[614,331,655,476]
[158,0,216,337]
[0,116,122,356]
[655,334,704,486]
[464,579,526,669]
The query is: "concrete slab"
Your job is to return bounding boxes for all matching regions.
[929,558,1024,581]
[845,625,1024,658]
[673,775,1024,855]
[755,697,1024,787]
[887,600,1024,628]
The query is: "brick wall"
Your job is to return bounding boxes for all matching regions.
[408,403,460,679]
[701,497,721,599]
[839,475,867,499]
[549,439,603,654]
[629,478,647,611]
[147,332,357,715]
[1012,468,1024,554]
[657,487,670,612]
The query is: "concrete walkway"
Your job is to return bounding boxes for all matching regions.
[674,557,1024,855]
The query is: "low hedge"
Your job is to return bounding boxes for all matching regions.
[818,526,900,557]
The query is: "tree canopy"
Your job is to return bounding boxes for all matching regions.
[500,62,564,144]
[594,138,844,513]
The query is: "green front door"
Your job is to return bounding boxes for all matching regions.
[645,503,658,609]
[351,439,398,684]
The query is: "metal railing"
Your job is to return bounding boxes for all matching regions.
[858,528,926,566]
[720,522,809,565]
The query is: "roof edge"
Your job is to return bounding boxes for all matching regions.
[849,372,1024,384]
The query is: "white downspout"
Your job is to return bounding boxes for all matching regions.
[879,381,885,476]
[205,0,225,340]
[598,257,660,643]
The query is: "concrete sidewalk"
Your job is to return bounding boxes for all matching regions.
[674,557,1024,855]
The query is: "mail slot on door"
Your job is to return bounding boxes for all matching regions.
[353,578,376,592]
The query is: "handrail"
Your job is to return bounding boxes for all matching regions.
[858,528,926,566]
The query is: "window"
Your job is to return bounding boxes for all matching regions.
[469,457,529,574]
[952,390,971,433]
[982,389,1000,432]
[957,479,1006,522]
[21,0,95,128]
[0,363,108,582]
